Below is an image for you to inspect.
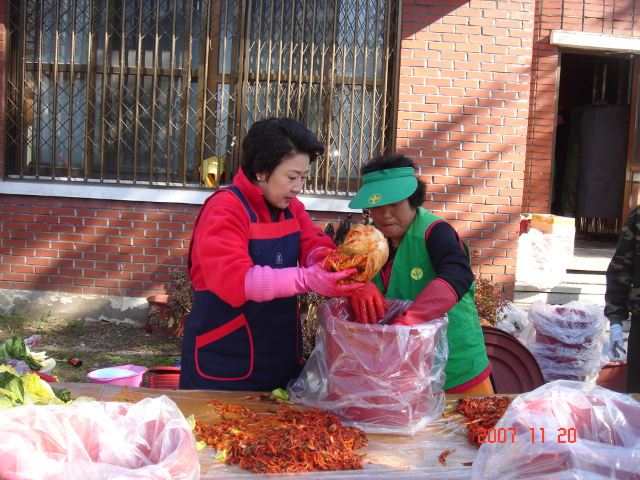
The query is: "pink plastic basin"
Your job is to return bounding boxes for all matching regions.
[87,365,147,387]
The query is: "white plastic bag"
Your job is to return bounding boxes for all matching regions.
[521,300,608,383]
[495,302,530,335]
[516,228,567,289]
[472,380,640,479]
[288,297,448,436]
[0,395,199,480]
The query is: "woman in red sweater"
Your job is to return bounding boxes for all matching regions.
[180,118,363,391]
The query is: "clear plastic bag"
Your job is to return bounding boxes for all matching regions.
[472,380,640,479]
[516,228,567,289]
[495,302,530,335]
[0,358,32,375]
[521,300,608,383]
[287,297,448,436]
[0,395,199,480]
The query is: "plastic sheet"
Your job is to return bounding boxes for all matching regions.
[0,395,199,480]
[494,302,530,335]
[1,358,32,375]
[516,228,566,289]
[288,297,448,436]
[59,382,480,478]
[472,380,640,479]
[521,301,607,383]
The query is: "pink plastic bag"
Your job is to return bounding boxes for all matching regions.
[0,396,199,480]
[472,380,640,479]
[288,297,448,435]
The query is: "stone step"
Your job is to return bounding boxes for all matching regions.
[512,237,614,310]
[566,251,613,272]
[564,271,607,285]
[514,273,607,310]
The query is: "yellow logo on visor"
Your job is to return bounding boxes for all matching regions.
[368,193,382,205]
[411,268,423,280]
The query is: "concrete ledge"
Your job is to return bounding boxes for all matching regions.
[514,278,606,308]
[0,289,149,327]
[513,292,605,309]
[563,272,607,285]
[515,282,606,295]
[550,30,640,54]
[0,179,358,212]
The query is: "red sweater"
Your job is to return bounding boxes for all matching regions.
[189,168,336,308]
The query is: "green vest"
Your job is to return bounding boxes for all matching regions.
[372,208,489,390]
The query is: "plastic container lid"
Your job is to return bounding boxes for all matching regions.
[482,326,546,394]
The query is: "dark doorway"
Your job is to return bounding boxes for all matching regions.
[553,52,633,240]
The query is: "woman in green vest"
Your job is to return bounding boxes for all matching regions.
[349,154,493,394]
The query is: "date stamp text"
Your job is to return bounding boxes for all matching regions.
[477,427,577,444]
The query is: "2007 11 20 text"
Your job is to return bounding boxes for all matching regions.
[477,427,577,444]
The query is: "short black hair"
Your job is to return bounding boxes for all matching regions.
[361,154,426,209]
[241,117,324,181]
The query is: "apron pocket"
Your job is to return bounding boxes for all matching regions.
[194,315,254,380]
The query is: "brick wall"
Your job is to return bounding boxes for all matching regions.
[0,195,353,299]
[0,1,357,304]
[9,1,635,305]
[0,196,195,298]
[397,0,535,291]
[524,0,640,213]
[0,0,537,302]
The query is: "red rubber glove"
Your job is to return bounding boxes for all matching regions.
[303,263,365,298]
[351,282,389,324]
[393,278,458,326]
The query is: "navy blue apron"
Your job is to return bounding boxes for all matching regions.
[179,186,304,391]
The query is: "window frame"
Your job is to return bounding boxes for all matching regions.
[5,0,401,200]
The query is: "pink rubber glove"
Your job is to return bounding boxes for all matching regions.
[393,278,458,326]
[303,263,364,297]
[351,282,389,324]
[245,264,364,302]
[305,246,336,267]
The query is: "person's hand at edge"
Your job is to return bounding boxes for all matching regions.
[609,322,626,358]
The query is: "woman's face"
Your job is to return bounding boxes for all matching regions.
[369,199,417,246]
[256,152,310,209]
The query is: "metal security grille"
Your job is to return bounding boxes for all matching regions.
[6,0,400,195]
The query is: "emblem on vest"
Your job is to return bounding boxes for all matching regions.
[411,267,423,280]
[276,252,283,265]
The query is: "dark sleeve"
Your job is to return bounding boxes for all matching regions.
[425,221,474,300]
[605,207,639,323]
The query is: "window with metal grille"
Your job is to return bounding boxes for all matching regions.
[6,0,400,196]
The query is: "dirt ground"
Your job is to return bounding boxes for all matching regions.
[0,313,182,384]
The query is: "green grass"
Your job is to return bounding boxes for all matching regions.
[0,313,182,384]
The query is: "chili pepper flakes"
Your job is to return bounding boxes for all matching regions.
[452,396,514,446]
[196,401,367,473]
